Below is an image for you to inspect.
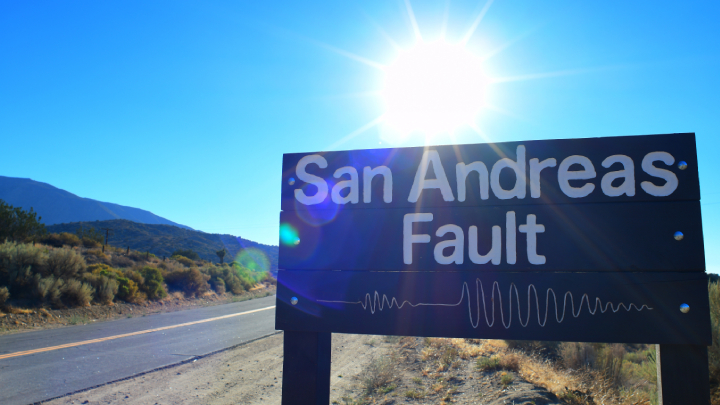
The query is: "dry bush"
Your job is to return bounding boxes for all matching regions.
[359,356,399,396]
[560,342,597,369]
[0,241,47,275]
[499,352,521,371]
[111,255,134,268]
[61,279,93,306]
[34,275,64,307]
[0,286,9,306]
[47,248,86,279]
[164,267,210,297]
[211,277,226,294]
[85,248,110,265]
[82,237,101,248]
[41,232,81,248]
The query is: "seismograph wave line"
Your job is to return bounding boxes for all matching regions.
[317,280,653,329]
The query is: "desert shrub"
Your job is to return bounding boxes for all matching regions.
[476,356,501,371]
[0,286,9,306]
[83,273,118,304]
[85,248,110,265]
[41,232,81,248]
[47,248,86,279]
[559,342,625,386]
[559,342,597,369]
[164,267,210,297]
[139,266,167,300]
[0,241,48,294]
[122,269,146,302]
[116,276,139,302]
[264,273,277,286]
[111,255,134,268]
[172,249,199,261]
[61,279,93,306]
[171,255,195,268]
[34,275,64,307]
[505,340,559,354]
[210,277,226,294]
[88,263,122,277]
[709,280,720,390]
[127,251,147,262]
[82,237,101,248]
[359,356,399,396]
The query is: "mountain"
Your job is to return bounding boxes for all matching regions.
[0,176,192,230]
[46,219,278,275]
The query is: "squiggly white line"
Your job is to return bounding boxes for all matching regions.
[317,280,653,329]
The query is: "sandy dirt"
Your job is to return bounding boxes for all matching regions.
[44,333,391,405]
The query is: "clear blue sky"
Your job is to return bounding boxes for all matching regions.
[1,1,718,272]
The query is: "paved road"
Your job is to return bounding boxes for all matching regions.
[0,296,277,405]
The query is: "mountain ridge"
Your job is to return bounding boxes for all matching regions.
[0,176,192,230]
[46,219,278,275]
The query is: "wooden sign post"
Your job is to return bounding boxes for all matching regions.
[276,133,711,404]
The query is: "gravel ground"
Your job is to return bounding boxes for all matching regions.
[44,333,390,405]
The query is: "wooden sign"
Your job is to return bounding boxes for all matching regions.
[276,133,711,404]
[280,201,704,272]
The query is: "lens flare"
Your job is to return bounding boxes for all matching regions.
[235,248,270,274]
[293,181,341,227]
[280,223,301,246]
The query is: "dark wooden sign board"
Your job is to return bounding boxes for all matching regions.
[276,133,711,404]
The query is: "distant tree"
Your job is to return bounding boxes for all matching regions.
[0,199,46,242]
[216,248,227,264]
[172,249,199,261]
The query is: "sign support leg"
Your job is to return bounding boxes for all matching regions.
[656,344,710,404]
[281,331,332,405]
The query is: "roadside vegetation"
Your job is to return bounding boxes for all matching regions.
[0,200,275,315]
[340,280,720,405]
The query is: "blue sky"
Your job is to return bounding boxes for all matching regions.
[1,1,718,272]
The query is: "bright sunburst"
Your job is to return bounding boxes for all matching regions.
[381,41,487,136]
[315,0,581,149]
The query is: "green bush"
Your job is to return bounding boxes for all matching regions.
[83,273,118,304]
[139,266,167,300]
[172,249,199,261]
[0,199,46,242]
[476,356,501,371]
[116,276,139,302]
[171,255,195,268]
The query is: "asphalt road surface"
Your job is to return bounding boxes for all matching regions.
[0,296,277,405]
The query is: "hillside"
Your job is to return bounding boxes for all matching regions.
[0,176,192,229]
[46,219,278,275]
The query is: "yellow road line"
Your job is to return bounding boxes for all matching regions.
[0,305,275,360]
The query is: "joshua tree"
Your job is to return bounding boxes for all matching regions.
[216,248,227,264]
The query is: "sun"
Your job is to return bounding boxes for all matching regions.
[381,41,487,137]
